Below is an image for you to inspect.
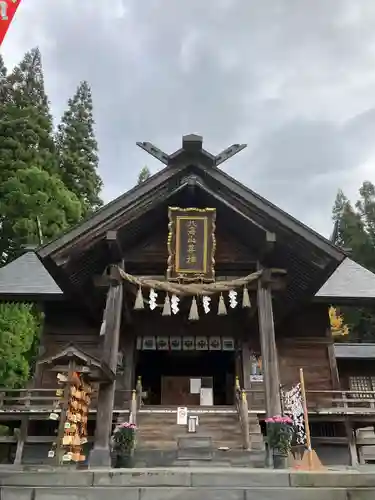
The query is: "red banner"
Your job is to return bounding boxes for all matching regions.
[0,0,22,47]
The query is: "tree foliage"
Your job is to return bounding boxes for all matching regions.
[0,48,106,389]
[332,183,375,342]
[137,165,151,185]
[0,48,83,263]
[56,81,103,215]
[0,166,82,259]
[0,303,43,387]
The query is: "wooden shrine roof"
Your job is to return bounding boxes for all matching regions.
[334,343,375,359]
[38,343,114,381]
[315,257,375,304]
[0,251,62,300]
[1,136,352,317]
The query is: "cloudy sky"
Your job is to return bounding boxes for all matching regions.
[2,0,375,237]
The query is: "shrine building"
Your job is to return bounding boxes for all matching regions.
[0,134,375,467]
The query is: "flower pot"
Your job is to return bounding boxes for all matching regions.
[114,451,134,468]
[272,450,288,469]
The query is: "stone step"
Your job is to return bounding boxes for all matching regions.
[2,469,374,500]
[1,486,368,500]
[136,410,265,454]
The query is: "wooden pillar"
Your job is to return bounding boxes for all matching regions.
[257,270,281,417]
[241,340,251,391]
[14,417,28,465]
[326,330,341,390]
[122,335,135,395]
[345,419,359,467]
[90,270,123,467]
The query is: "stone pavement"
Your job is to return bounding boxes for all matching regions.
[0,466,375,499]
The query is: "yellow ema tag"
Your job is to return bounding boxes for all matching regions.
[62,453,72,462]
[62,435,73,446]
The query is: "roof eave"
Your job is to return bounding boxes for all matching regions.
[201,165,345,262]
[37,163,183,259]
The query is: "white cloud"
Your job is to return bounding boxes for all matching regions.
[3,0,375,237]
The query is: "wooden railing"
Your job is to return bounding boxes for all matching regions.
[0,387,374,416]
[244,388,375,414]
[0,388,134,413]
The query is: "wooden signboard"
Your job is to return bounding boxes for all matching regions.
[167,207,216,281]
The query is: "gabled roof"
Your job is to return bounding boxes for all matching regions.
[31,136,349,318]
[38,343,114,381]
[38,136,343,262]
[315,257,375,301]
[334,343,375,359]
[0,251,62,299]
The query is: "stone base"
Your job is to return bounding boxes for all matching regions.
[89,446,112,468]
[0,468,375,500]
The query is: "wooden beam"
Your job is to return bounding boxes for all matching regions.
[106,230,123,263]
[13,417,28,465]
[326,330,341,391]
[215,143,247,167]
[94,271,287,291]
[89,276,123,467]
[241,341,252,391]
[345,418,359,467]
[136,141,169,165]
[257,265,282,418]
[265,232,276,253]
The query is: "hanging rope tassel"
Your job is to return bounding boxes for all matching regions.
[134,286,144,310]
[162,293,172,316]
[188,296,199,321]
[218,293,227,316]
[242,285,251,308]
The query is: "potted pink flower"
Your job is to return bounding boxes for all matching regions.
[111,422,137,468]
[265,415,294,469]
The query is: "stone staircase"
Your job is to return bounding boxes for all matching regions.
[1,468,374,500]
[123,407,266,467]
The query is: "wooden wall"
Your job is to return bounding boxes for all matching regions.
[37,301,101,387]
[278,304,329,339]
[124,224,256,271]
[276,304,335,392]
[278,339,332,391]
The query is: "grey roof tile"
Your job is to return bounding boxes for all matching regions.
[0,252,62,297]
[315,257,375,299]
[334,343,375,359]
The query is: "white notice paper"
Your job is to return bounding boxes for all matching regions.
[190,378,201,394]
[200,388,213,406]
[177,407,188,425]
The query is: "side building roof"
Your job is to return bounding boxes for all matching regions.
[0,251,62,300]
[334,343,375,359]
[315,257,375,303]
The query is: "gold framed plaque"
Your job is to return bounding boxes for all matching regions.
[167,207,216,281]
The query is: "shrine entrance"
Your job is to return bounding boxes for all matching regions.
[135,349,236,406]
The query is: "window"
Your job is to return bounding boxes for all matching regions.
[349,376,375,399]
